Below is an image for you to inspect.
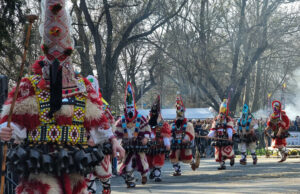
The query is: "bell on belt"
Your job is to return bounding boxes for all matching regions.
[16,146,27,162]
[58,148,69,170]
[29,149,41,173]
[90,151,98,166]
[103,142,112,155]
[68,155,75,173]
[7,149,16,162]
[16,162,26,175]
[85,152,93,166]
[25,159,34,173]
[42,154,53,173]
[75,150,86,171]
[92,146,104,161]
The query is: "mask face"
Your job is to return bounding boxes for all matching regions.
[126,106,135,118]
[149,113,158,127]
[273,105,280,114]
[242,104,248,114]
[217,113,226,122]
[176,105,184,118]
[175,119,183,127]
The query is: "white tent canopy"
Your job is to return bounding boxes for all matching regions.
[138,108,214,120]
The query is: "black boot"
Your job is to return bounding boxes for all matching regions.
[230,158,235,166]
[278,148,288,163]
[251,153,257,165]
[173,163,181,176]
[153,168,162,182]
[149,169,155,180]
[218,161,226,170]
[240,152,247,165]
[125,170,136,188]
[141,176,147,184]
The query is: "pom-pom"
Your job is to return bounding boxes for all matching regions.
[63,47,73,56]
[49,26,61,36]
[49,3,62,15]
[37,78,47,89]
[32,56,45,75]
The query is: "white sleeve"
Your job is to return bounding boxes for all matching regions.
[144,134,150,139]
[90,127,114,145]
[0,122,27,141]
[184,134,190,141]
[163,137,170,146]
[227,128,233,138]
[253,124,258,130]
[207,130,215,137]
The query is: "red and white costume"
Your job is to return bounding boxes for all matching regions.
[0,1,115,193]
[86,75,115,194]
[170,95,195,176]
[146,95,171,182]
[147,122,171,168]
[115,82,151,187]
[266,100,289,162]
[207,99,235,170]
[208,116,234,162]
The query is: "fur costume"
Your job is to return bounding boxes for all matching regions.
[170,95,195,176]
[266,100,290,162]
[115,82,151,187]
[86,75,113,194]
[0,1,113,193]
[115,116,150,174]
[267,100,290,148]
[169,119,195,163]
[146,95,171,182]
[237,104,258,165]
[208,99,235,169]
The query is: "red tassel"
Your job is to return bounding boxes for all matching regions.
[84,116,110,130]
[37,78,47,89]
[32,56,45,75]
[63,174,72,194]
[72,178,87,194]
[16,179,50,194]
[0,114,40,131]
[56,116,72,125]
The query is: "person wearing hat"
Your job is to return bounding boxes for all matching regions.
[207,99,235,170]
[265,100,290,162]
[237,104,258,165]
[85,75,117,194]
[169,95,195,176]
[0,1,124,193]
[115,82,151,188]
[147,95,171,182]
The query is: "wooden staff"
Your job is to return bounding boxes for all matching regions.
[0,15,38,194]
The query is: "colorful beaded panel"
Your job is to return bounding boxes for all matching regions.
[171,122,187,144]
[122,114,142,138]
[27,75,87,144]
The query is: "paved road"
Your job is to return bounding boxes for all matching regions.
[109,157,300,194]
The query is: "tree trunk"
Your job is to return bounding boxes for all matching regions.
[251,59,262,112]
[230,0,247,87]
[243,76,251,106]
[72,0,92,76]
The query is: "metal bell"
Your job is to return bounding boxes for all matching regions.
[42,154,53,173]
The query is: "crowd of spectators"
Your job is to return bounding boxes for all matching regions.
[183,116,299,158]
